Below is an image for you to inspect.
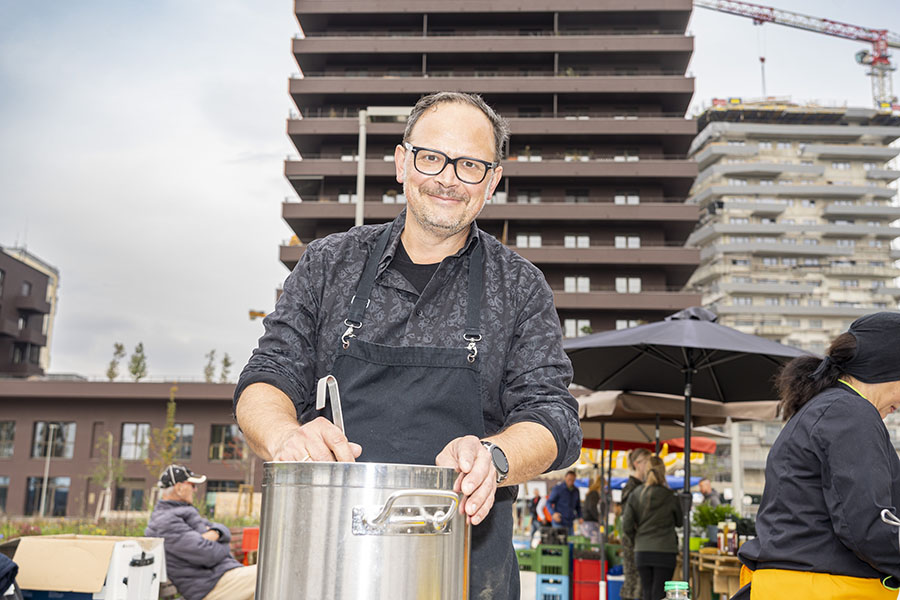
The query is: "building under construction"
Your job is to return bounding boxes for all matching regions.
[686,99,900,353]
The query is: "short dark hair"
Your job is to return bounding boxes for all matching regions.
[565,470,576,477]
[403,92,509,163]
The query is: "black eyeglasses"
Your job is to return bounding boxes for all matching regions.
[403,142,498,185]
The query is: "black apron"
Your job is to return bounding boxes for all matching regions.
[329,223,519,600]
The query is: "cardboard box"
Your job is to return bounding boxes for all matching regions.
[14,535,166,600]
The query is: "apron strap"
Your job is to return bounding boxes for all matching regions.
[347,222,394,326]
[464,240,484,363]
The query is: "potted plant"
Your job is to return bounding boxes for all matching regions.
[691,504,739,550]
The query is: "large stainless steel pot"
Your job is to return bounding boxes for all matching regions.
[256,461,470,599]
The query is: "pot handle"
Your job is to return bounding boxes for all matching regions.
[367,489,459,531]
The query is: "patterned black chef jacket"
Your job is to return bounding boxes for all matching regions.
[234,210,583,471]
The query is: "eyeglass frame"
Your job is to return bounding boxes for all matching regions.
[402,142,499,185]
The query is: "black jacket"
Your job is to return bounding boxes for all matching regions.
[739,384,900,580]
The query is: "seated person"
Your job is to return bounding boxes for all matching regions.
[145,465,256,600]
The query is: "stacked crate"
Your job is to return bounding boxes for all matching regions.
[536,545,570,600]
[572,558,606,600]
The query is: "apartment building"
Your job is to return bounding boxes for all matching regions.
[0,247,58,378]
[686,101,900,352]
[280,0,702,334]
[0,380,262,518]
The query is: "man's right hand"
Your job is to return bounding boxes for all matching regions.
[269,416,362,462]
[552,512,562,523]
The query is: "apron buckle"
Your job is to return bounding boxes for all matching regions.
[464,333,482,363]
[342,319,362,349]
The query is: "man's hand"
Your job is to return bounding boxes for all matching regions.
[435,435,497,526]
[201,529,220,542]
[269,416,362,462]
[552,512,562,523]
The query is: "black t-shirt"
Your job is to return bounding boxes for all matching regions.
[391,239,441,294]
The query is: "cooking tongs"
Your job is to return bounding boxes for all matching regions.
[315,374,344,434]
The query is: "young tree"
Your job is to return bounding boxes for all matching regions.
[220,353,233,383]
[128,342,148,382]
[106,343,126,382]
[203,350,216,383]
[90,431,126,519]
[145,385,179,502]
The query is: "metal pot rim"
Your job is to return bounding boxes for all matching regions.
[263,460,458,489]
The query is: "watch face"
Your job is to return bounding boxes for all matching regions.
[490,445,509,474]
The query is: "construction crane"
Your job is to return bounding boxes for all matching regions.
[694,0,900,108]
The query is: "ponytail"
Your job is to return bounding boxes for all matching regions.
[776,332,856,421]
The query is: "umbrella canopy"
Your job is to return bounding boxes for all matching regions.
[563,306,810,582]
[566,307,809,402]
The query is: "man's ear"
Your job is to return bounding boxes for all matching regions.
[394,144,406,184]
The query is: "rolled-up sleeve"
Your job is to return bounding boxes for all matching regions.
[501,271,582,471]
[233,241,322,417]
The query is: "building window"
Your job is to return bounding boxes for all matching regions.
[615,277,641,294]
[0,476,7,513]
[782,258,798,266]
[516,234,542,248]
[759,179,774,186]
[21,281,32,296]
[835,239,855,247]
[839,280,859,288]
[614,191,639,205]
[786,319,801,327]
[614,235,640,249]
[114,478,147,511]
[764,297,780,306]
[809,319,823,328]
[785,298,800,306]
[614,148,639,162]
[762,258,777,266]
[174,424,194,460]
[564,189,590,203]
[733,296,752,306]
[758,141,772,149]
[515,189,542,204]
[31,422,76,459]
[0,422,14,458]
[727,178,748,186]
[615,320,639,330]
[120,423,150,460]
[776,141,792,149]
[730,217,749,224]
[831,161,851,170]
[563,319,592,338]
[24,476,70,516]
[564,277,590,293]
[209,425,244,461]
[564,235,590,248]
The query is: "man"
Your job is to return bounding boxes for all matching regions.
[548,470,582,535]
[145,465,256,600]
[529,488,543,537]
[698,477,722,507]
[234,91,582,599]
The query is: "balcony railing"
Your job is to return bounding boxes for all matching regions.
[551,285,691,293]
[293,68,686,78]
[293,106,690,119]
[297,29,688,38]
[296,152,690,161]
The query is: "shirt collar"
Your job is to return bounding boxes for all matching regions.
[377,209,482,275]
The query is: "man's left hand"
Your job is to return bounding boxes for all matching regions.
[201,529,220,542]
[436,435,497,525]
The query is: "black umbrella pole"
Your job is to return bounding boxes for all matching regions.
[682,373,693,585]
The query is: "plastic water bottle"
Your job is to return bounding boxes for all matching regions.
[664,581,690,599]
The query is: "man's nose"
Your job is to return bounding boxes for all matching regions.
[433,161,461,187]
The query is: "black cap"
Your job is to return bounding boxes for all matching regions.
[158,464,207,488]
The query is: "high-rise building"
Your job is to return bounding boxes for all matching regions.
[0,247,58,378]
[280,1,702,333]
[686,101,900,352]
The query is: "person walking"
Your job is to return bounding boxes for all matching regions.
[621,448,651,600]
[581,477,603,544]
[548,470,582,535]
[622,456,683,600]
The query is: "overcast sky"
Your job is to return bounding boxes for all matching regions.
[1,1,898,381]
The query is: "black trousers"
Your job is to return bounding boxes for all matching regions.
[635,552,676,600]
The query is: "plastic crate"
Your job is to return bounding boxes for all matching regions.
[538,544,571,576]
[537,574,570,600]
[607,575,624,600]
[569,535,590,548]
[573,558,606,583]
[517,548,538,572]
[573,581,599,600]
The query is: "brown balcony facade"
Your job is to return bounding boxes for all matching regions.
[15,294,52,314]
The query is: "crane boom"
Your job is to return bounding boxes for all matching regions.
[694,0,900,106]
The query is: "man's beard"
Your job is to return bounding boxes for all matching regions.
[402,163,492,238]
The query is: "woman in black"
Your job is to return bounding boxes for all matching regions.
[735,312,900,599]
[621,448,651,600]
[622,455,682,600]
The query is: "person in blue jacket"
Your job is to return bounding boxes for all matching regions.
[145,465,257,600]
[548,470,582,534]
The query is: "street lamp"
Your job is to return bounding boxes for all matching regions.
[355,106,413,227]
[38,422,59,518]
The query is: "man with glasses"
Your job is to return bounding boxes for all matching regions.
[234,92,581,598]
[145,465,257,600]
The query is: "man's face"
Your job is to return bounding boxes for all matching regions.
[176,481,196,503]
[565,473,576,488]
[395,102,503,239]
[699,480,711,494]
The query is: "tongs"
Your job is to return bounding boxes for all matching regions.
[315,374,344,434]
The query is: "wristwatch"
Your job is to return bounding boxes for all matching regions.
[481,441,509,484]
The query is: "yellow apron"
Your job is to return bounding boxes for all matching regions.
[740,565,897,600]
